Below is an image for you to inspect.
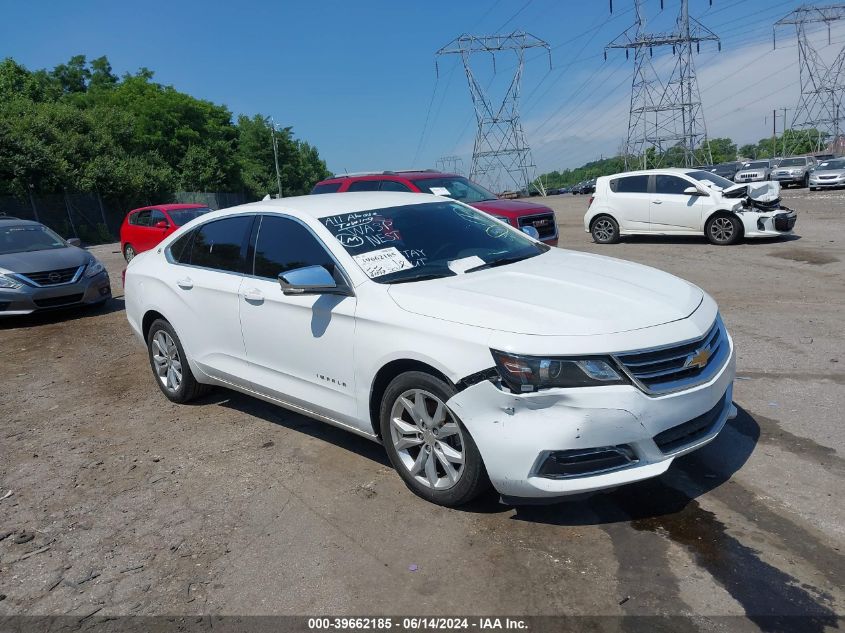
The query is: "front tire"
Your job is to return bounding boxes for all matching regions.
[590,215,620,244]
[379,371,490,507]
[803,174,810,188]
[146,319,210,403]
[706,213,742,245]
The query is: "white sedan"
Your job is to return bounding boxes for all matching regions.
[125,192,736,506]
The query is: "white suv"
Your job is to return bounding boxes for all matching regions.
[584,168,797,245]
[126,192,736,506]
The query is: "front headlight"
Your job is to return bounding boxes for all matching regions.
[84,258,106,278]
[0,273,22,290]
[491,350,626,392]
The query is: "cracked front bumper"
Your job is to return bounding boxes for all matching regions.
[446,337,736,500]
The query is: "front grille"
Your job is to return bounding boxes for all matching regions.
[738,173,758,180]
[818,175,838,180]
[518,213,557,238]
[653,392,728,453]
[21,266,82,286]
[33,293,84,308]
[774,213,796,231]
[615,319,728,395]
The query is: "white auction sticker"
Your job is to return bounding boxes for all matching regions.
[429,186,451,196]
[353,247,414,278]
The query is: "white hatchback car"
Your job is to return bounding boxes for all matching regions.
[584,168,797,245]
[126,192,736,506]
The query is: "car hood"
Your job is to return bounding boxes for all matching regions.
[812,168,845,176]
[718,181,781,202]
[469,198,554,217]
[387,249,703,336]
[0,246,89,274]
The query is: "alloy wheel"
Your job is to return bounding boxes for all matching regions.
[389,389,465,490]
[593,218,615,242]
[710,217,735,243]
[151,330,182,393]
[125,245,136,262]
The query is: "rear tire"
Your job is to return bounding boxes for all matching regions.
[590,215,620,244]
[146,319,210,403]
[379,371,490,507]
[706,213,742,245]
[124,244,136,262]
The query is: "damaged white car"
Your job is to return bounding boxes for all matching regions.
[125,192,736,506]
[585,168,797,245]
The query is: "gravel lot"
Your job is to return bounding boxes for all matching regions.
[1,188,843,629]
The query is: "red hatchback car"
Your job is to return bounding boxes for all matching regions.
[120,204,211,261]
[311,171,558,245]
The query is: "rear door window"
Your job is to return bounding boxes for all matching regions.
[187,216,254,273]
[379,180,412,192]
[131,210,152,226]
[347,180,382,192]
[612,175,649,193]
[311,182,342,194]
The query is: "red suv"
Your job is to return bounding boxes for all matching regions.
[311,171,558,245]
[120,204,211,261]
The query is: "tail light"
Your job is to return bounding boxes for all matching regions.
[588,196,594,208]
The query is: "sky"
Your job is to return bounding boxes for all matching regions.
[2,0,843,178]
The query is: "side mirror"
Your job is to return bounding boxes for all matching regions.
[521,226,540,240]
[66,238,82,247]
[278,265,350,296]
[154,220,169,229]
[683,186,705,196]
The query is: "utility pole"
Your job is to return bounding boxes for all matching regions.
[435,155,465,175]
[775,5,845,155]
[606,0,720,169]
[436,32,551,195]
[270,118,283,198]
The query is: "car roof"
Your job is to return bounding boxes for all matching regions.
[129,203,209,213]
[0,216,43,228]
[319,171,461,184]
[600,167,702,178]
[193,192,450,221]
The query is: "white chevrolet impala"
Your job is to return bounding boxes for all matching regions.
[125,192,736,506]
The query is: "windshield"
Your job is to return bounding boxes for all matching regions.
[168,207,212,226]
[0,224,67,255]
[687,171,736,190]
[744,161,770,169]
[320,201,548,284]
[411,177,498,203]
[818,159,845,170]
[778,158,807,167]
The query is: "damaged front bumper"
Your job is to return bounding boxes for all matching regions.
[445,338,736,501]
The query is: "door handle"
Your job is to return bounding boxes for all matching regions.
[652,200,662,204]
[176,278,193,290]
[243,288,264,303]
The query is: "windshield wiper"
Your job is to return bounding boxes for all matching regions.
[382,270,456,285]
[465,253,535,273]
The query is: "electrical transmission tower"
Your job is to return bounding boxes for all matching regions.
[606,0,719,169]
[775,5,845,155]
[435,155,465,175]
[436,32,551,195]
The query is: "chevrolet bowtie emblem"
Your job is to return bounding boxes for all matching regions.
[686,347,712,370]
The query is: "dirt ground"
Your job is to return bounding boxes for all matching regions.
[1,188,843,630]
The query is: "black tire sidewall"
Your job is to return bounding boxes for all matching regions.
[379,371,489,507]
[706,214,741,245]
[146,319,195,403]
[124,244,135,262]
[591,215,620,244]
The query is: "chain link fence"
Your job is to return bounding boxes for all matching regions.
[0,191,249,244]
